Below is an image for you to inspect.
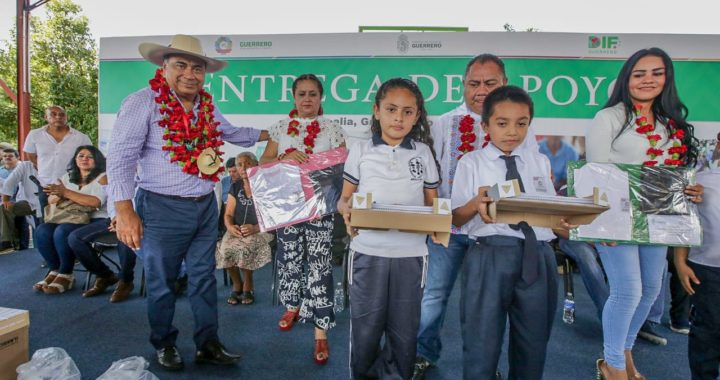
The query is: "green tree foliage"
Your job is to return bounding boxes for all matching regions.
[0,0,97,146]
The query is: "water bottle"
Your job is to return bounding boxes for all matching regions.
[562,295,575,324]
[334,281,345,313]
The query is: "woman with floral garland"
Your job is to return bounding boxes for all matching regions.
[586,47,704,380]
[260,73,346,365]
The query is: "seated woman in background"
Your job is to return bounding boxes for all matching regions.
[216,152,273,305]
[33,145,108,294]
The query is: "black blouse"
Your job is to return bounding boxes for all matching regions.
[229,181,258,226]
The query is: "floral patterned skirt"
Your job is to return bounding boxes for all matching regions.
[216,231,273,271]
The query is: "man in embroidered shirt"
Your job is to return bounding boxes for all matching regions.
[23,106,91,217]
[107,34,269,372]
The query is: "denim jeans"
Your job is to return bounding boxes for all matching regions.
[35,218,105,274]
[558,239,609,320]
[416,233,470,364]
[597,244,667,369]
[136,189,220,349]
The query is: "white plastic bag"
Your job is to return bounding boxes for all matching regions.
[96,356,159,380]
[16,347,81,380]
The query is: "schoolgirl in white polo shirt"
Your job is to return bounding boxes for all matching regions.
[452,86,560,380]
[338,78,440,380]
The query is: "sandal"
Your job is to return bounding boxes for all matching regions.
[33,271,58,292]
[241,291,254,305]
[278,308,300,331]
[43,273,74,294]
[227,291,242,305]
[314,338,329,365]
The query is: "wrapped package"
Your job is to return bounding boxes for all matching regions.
[247,147,347,231]
[567,161,702,246]
[16,347,80,380]
[96,356,158,380]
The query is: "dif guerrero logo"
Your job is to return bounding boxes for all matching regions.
[588,35,620,55]
[215,36,232,54]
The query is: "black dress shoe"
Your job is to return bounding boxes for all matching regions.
[156,346,184,371]
[196,340,242,365]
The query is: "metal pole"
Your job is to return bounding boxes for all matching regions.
[16,0,31,158]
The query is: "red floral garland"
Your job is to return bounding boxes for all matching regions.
[284,109,321,155]
[456,115,490,159]
[458,115,476,158]
[149,68,225,181]
[633,104,687,167]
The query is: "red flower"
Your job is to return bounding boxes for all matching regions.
[635,125,654,134]
[482,133,491,148]
[633,104,643,112]
[303,136,315,146]
[647,134,662,142]
[646,148,663,157]
[635,116,648,126]
[673,129,685,139]
[458,142,474,153]
[461,133,477,143]
[289,109,299,118]
[643,160,658,167]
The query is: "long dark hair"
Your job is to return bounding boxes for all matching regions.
[67,145,106,185]
[605,47,698,167]
[370,78,440,175]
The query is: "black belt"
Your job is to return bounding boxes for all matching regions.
[143,189,213,202]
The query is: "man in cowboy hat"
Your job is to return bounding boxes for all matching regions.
[106,34,270,371]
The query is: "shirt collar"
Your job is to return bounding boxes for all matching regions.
[372,133,415,150]
[170,89,200,112]
[457,103,481,120]
[482,142,525,163]
[43,125,75,135]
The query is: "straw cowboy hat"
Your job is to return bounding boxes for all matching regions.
[139,34,227,73]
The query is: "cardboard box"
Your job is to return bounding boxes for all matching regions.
[350,194,453,247]
[487,180,610,229]
[0,308,29,379]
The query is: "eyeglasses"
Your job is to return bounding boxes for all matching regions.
[77,154,95,160]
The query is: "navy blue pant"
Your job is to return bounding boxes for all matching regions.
[136,189,220,350]
[688,262,720,380]
[349,251,425,380]
[461,236,558,380]
[35,218,105,274]
[70,218,137,282]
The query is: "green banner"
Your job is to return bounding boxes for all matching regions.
[99,58,720,121]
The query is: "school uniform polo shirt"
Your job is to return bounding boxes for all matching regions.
[451,142,556,241]
[344,135,440,257]
[690,167,720,268]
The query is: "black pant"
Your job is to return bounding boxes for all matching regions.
[688,262,720,380]
[668,248,691,324]
[349,252,425,380]
[70,218,137,282]
[461,236,558,380]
